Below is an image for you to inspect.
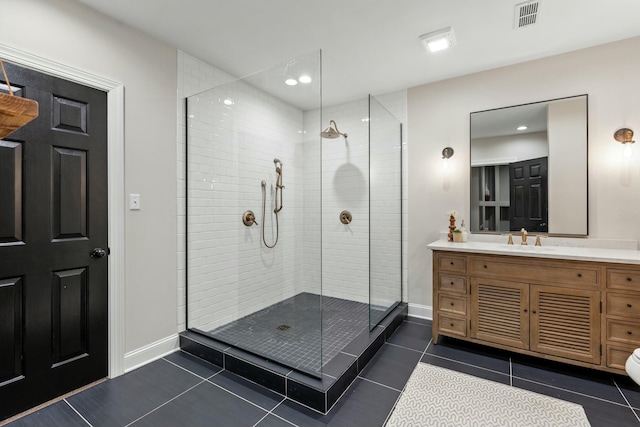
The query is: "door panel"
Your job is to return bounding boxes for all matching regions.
[0,141,23,244]
[0,61,108,420]
[0,277,23,384]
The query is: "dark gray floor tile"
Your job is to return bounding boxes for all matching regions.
[616,375,640,409]
[272,378,399,427]
[386,320,431,352]
[129,381,267,427]
[359,344,422,391]
[405,316,432,326]
[255,414,297,427]
[426,336,511,374]
[5,401,88,427]
[512,356,627,406]
[164,350,222,379]
[513,378,640,427]
[208,370,283,411]
[420,354,511,385]
[66,359,202,427]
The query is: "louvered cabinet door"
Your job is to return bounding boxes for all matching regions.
[530,286,600,364]
[470,278,529,349]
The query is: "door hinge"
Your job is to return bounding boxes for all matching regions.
[600,344,602,356]
[600,301,602,313]
[469,319,472,331]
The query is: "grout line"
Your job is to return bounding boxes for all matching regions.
[124,380,205,427]
[356,376,403,393]
[612,379,640,423]
[423,352,510,379]
[162,357,214,381]
[63,399,93,427]
[206,376,285,413]
[264,400,300,427]
[512,375,633,408]
[509,357,513,387]
[385,341,427,355]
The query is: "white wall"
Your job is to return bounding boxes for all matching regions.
[3,0,178,355]
[408,36,640,308]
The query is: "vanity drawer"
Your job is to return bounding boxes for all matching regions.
[438,275,466,294]
[607,319,640,345]
[607,293,640,318]
[438,314,467,337]
[438,294,467,316]
[438,255,467,274]
[608,269,640,291]
[469,258,599,286]
[606,345,635,371]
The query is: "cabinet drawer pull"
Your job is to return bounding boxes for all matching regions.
[577,273,582,278]
[450,302,455,306]
[628,331,633,335]
[628,304,633,308]
[450,323,454,327]
[524,309,528,313]
[484,265,488,269]
[450,261,454,265]
[450,281,454,285]
[628,277,633,282]
[532,310,537,314]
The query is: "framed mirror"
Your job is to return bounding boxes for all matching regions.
[470,95,588,236]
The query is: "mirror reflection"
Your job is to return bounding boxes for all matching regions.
[470,95,588,235]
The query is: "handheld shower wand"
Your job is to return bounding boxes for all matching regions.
[261,158,284,248]
[273,158,284,213]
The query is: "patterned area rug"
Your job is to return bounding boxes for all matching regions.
[386,363,591,427]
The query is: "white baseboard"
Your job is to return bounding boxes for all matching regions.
[408,303,432,320]
[124,334,180,373]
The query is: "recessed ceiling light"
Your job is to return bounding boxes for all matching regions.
[223,98,234,106]
[298,75,312,84]
[361,117,370,123]
[419,26,456,53]
[517,125,528,131]
[285,78,298,86]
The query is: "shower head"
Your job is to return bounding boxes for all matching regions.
[321,120,348,141]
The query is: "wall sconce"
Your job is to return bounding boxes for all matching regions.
[614,128,635,158]
[442,147,454,170]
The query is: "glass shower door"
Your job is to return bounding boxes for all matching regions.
[368,95,402,329]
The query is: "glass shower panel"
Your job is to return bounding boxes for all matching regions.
[368,95,402,329]
[186,51,323,377]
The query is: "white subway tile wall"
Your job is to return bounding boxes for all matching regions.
[177,50,408,334]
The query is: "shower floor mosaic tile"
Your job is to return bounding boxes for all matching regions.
[206,293,374,376]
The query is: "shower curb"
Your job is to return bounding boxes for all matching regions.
[179,303,407,413]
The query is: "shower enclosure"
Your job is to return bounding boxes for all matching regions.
[185,50,402,378]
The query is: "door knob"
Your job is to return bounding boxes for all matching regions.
[90,248,107,258]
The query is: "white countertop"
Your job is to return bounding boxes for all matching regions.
[428,239,640,265]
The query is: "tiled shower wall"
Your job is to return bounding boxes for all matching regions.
[177,51,408,333]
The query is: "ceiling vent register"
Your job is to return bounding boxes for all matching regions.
[514,1,540,29]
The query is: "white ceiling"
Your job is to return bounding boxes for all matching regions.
[76,0,640,108]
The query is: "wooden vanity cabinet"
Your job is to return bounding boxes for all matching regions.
[605,268,640,371]
[433,250,637,375]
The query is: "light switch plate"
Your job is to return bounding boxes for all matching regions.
[129,193,141,210]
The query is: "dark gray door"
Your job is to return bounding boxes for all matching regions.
[509,156,548,232]
[0,62,108,420]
